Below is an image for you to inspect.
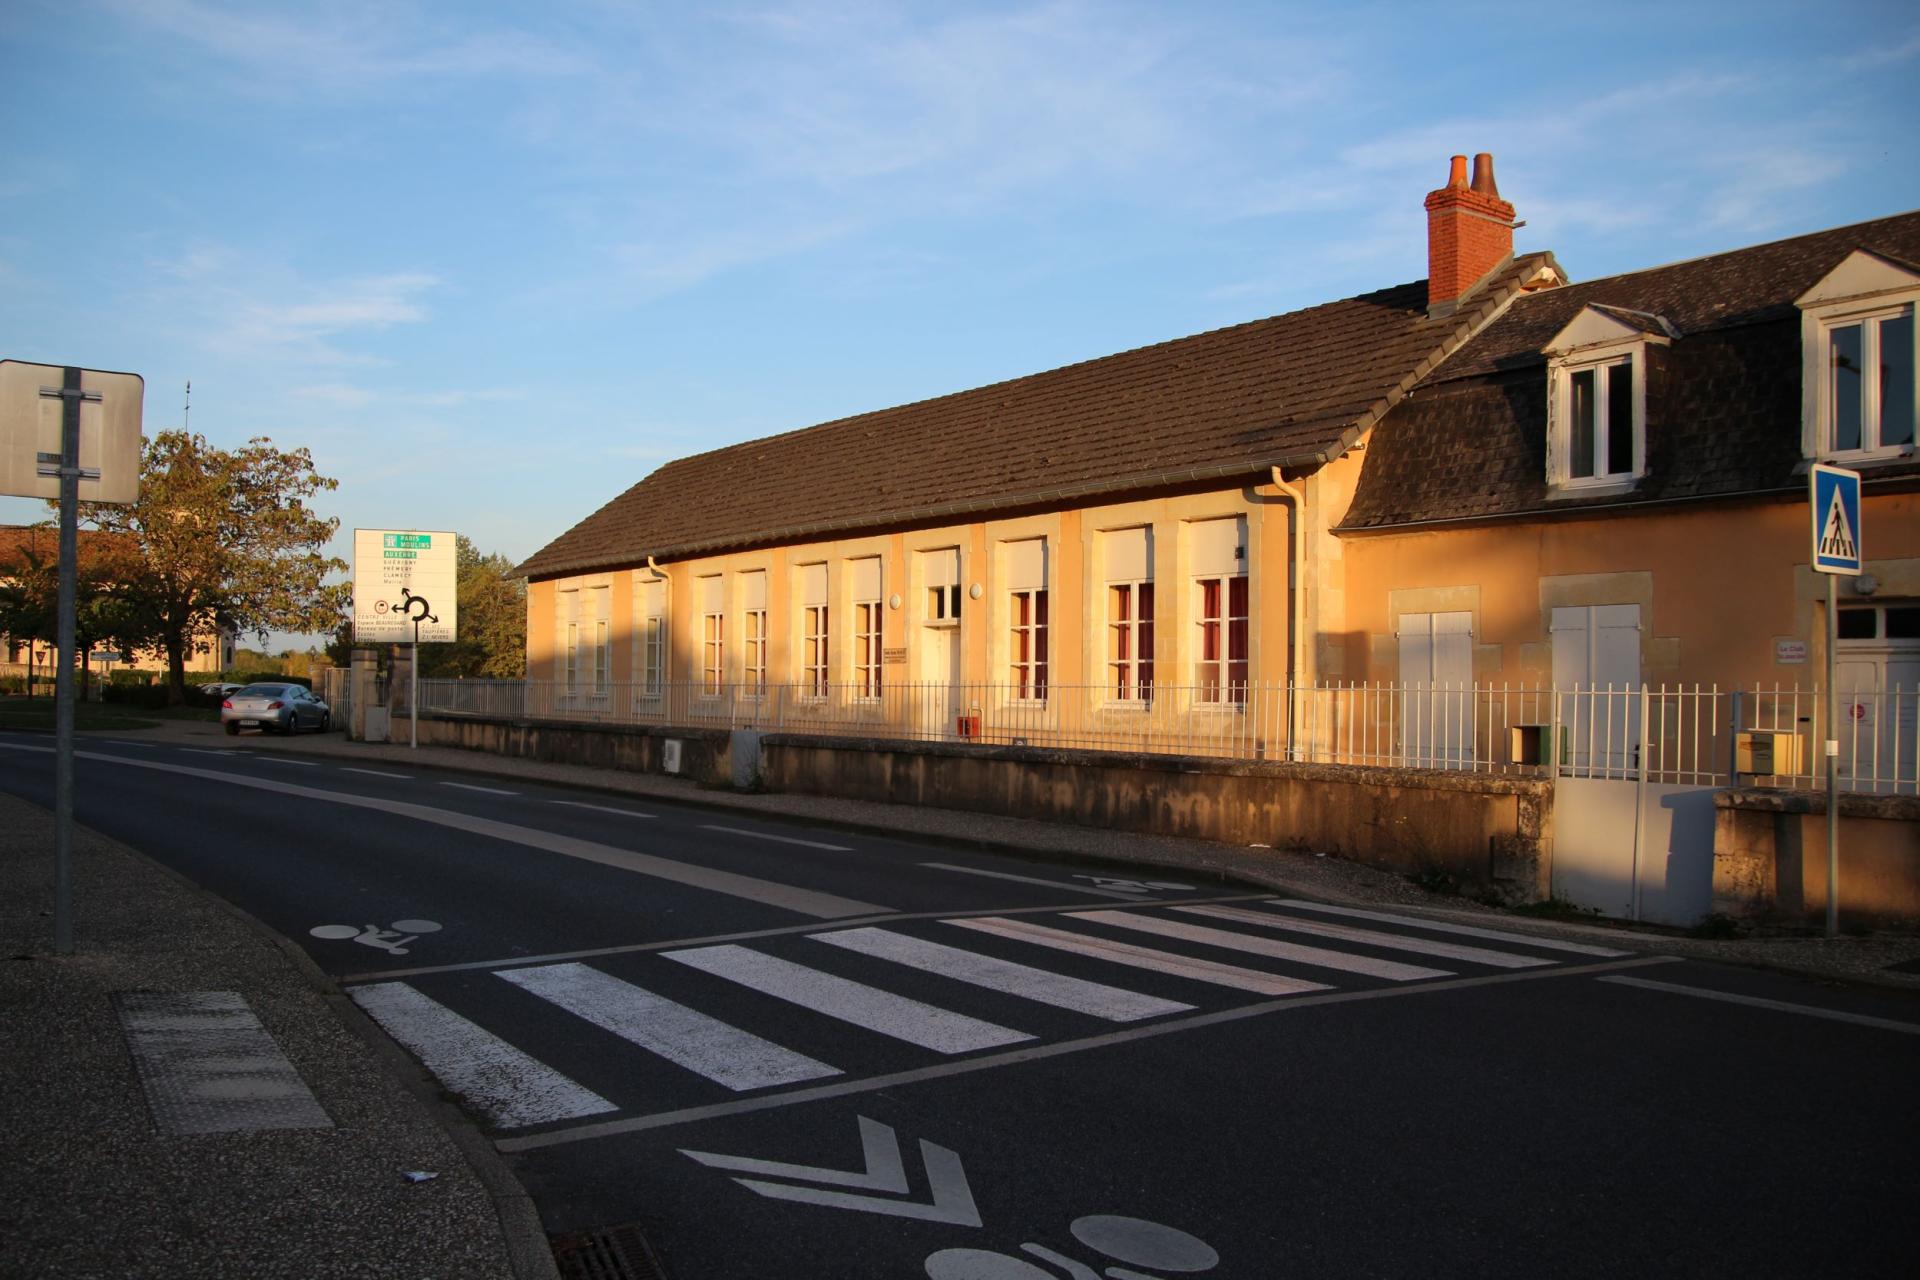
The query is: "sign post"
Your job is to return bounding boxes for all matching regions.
[1809,463,1862,940]
[352,530,457,750]
[0,360,144,956]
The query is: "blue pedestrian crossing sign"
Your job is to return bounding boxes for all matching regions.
[1810,463,1863,575]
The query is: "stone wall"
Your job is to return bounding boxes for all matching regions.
[760,734,1551,901]
[1712,789,1920,929]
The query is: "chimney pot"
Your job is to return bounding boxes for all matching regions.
[1424,151,1517,314]
[1470,152,1499,197]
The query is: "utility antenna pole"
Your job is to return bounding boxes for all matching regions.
[183,380,191,431]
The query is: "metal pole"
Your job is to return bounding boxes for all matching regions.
[1825,572,1839,939]
[411,628,419,751]
[52,366,81,955]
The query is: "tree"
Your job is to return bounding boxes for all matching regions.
[73,431,350,704]
[416,535,526,678]
[0,527,135,698]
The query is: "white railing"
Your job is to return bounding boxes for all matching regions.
[406,676,1919,794]
[1738,683,1919,795]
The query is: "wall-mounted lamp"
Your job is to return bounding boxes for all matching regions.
[969,583,983,600]
[1852,574,1879,597]
[888,593,902,610]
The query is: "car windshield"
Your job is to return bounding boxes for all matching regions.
[238,685,288,698]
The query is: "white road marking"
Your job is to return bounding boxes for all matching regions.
[257,757,320,767]
[0,742,887,918]
[919,861,1150,899]
[498,962,840,1090]
[180,748,235,757]
[1068,910,1452,981]
[1177,904,1553,969]
[682,1115,907,1191]
[441,781,518,795]
[342,767,412,779]
[552,800,657,819]
[108,740,159,748]
[683,1117,982,1226]
[496,954,1679,1150]
[812,927,1193,1022]
[702,824,851,852]
[350,982,618,1128]
[1599,975,1920,1035]
[664,944,1033,1054]
[945,917,1328,996]
[1271,899,1633,957]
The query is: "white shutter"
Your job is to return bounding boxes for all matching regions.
[1105,527,1150,581]
[637,578,665,618]
[741,570,767,611]
[849,557,882,601]
[1190,517,1244,577]
[1006,539,1046,590]
[699,575,723,614]
[923,548,959,587]
[798,563,827,607]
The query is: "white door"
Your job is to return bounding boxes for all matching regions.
[1552,604,1641,776]
[1835,649,1920,792]
[920,625,962,737]
[1398,611,1473,767]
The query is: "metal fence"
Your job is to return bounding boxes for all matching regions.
[405,676,1917,794]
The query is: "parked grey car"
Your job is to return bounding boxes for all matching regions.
[222,684,331,736]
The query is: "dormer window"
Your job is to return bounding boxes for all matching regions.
[1542,305,1670,491]
[1797,249,1920,462]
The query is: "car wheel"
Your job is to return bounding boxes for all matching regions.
[320,712,331,733]
[283,715,298,736]
[224,722,239,736]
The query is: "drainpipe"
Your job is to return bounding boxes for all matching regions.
[1269,466,1307,760]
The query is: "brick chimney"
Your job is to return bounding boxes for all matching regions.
[1424,153,1516,315]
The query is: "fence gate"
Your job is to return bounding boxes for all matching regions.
[1550,685,1721,927]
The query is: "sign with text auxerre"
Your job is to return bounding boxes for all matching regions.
[353,529,457,643]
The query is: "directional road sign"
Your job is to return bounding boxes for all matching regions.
[354,529,458,642]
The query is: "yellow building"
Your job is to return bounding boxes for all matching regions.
[518,156,1918,786]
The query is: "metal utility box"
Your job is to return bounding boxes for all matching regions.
[1736,731,1803,776]
[1508,724,1563,766]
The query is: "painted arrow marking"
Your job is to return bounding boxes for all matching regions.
[680,1115,981,1227]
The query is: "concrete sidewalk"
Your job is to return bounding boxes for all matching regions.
[0,789,549,1280]
[6,715,1917,1279]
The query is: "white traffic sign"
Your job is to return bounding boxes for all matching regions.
[0,359,143,504]
[1810,463,1863,575]
[353,529,457,642]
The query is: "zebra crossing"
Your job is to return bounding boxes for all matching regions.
[348,898,1632,1133]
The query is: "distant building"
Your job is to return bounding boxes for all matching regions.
[0,524,236,679]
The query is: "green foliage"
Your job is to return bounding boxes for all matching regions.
[103,681,171,708]
[71,431,350,704]
[414,535,526,679]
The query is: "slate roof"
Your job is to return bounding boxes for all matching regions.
[1341,210,1920,532]
[518,255,1559,580]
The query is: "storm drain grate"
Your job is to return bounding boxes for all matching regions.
[550,1223,671,1280]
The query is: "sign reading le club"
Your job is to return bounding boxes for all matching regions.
[354,529,458,643]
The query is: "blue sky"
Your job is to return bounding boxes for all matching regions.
[4,1,1918,651]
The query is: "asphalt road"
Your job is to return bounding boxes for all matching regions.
[5,729,1917,1279]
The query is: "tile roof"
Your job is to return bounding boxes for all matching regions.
[0,523,135,574]
[517,254,1558,579]
[1340,210,1920,532]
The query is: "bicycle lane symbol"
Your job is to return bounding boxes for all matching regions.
[309,918,441,956]
[679,1116,1220,1278]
